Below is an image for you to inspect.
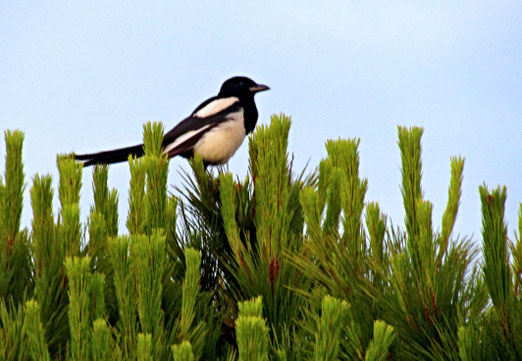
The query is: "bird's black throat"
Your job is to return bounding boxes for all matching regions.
[241,96,259,134]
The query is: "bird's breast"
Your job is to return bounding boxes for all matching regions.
[193,109,246,164]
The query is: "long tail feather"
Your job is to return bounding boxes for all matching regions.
[74,144,144,167]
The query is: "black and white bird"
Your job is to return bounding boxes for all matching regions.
[74,76,269,167]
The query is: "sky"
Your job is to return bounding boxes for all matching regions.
[1,1,521,242]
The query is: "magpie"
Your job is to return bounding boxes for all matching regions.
[74,76,269,167]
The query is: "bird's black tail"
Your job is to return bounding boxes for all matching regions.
[74,144,145,167]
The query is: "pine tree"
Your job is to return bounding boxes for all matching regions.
[0,116,520,360]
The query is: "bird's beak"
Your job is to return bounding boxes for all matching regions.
[249,84,270,93]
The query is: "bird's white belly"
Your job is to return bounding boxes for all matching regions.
[193,109,246,164]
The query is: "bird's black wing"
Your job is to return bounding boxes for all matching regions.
[162,96,242,158]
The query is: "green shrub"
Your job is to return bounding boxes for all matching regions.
[0,118,520,360]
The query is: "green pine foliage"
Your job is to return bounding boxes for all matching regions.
[236,297,269,361]
[172,340,195,361]
[90,318,115,361]
[0,130,32,307]
[312,296,350,360]
[0,117,521,360]
[23,299,51,361]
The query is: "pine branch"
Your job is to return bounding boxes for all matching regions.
[439,156,464,261]
[109,236,137,359]
[137,333,153,361]
[480,185,510,309]
[23,300,51,361]
[132,231,167,358]
[398,126,423,243]
[172,341,195,361]
[127,156,147,235]
[91,319,115,361]
[57,155,82,256]
[179,248,201,339]
[1,130,25,247]
[364,320,395,361]
[236,297,269,361]
[313,296,349,361]
[66,257,93,361]
[144,122,169,234]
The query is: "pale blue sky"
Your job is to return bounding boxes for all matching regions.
[1,1,521,240]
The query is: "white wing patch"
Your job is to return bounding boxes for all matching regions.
[163,124,212,155]
[193,109,246,164]
[194,97,239,118]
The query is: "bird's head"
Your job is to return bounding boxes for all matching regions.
[218,76,270,98]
